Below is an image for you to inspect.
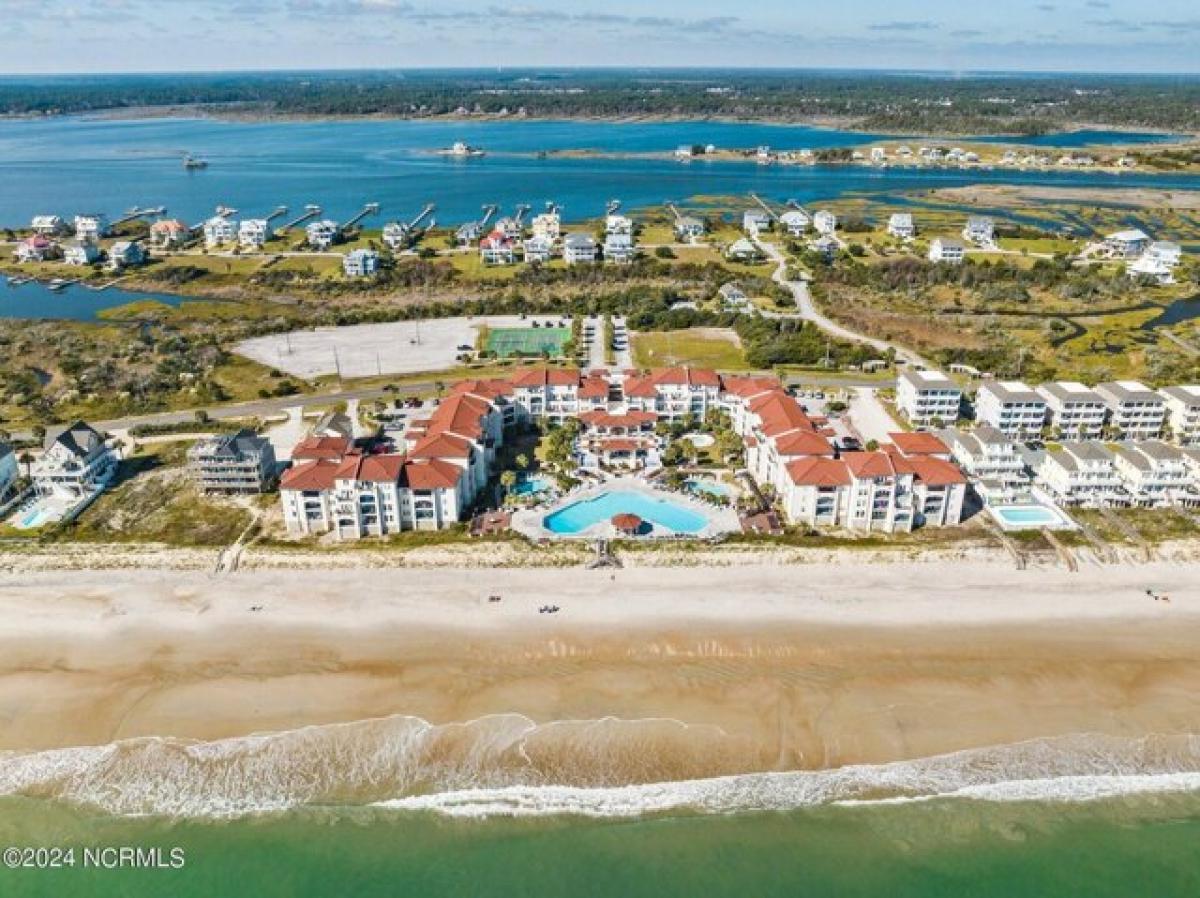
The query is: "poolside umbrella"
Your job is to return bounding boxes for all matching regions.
[611,513,644,535]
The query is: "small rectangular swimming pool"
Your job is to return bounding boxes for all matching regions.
[988,503,1073,530]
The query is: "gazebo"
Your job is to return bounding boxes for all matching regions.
[611,513,645,536]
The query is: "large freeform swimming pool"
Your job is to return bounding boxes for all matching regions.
[543,489,710,535]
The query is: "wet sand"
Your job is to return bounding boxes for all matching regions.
[1,563,1197,779]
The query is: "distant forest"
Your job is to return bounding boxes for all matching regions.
[2,69,1199,134]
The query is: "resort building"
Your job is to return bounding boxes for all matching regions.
[188,429,277,493]
[150,219,191,248]
[1037,442,1124,507]
[63,241,101,266]
[107,241,146,271]
[962,215,995,245]
[479,230,516,266]
[779,209,810,237]
[32,421,118,501]
[1095,381,1166,440]
[203,216,237,248]
[305,220,340,250]
[522,235,554,264]
[531,211,561,240]
[563,233,598,265]
[623,367,724,423]
[928,238,965,265]
[1036,381,1107,440]
[30,215,68,235]
[1104,229,1151,260]
[238,219,274,249]
[887,213,916,239]
[895,369,962,427]
[576,410,660,470]
[674,216,706,242]
[73,214,109,241]
[603,233,636,264]
[342,248,380,278]
[1161,385,1200,446]
[743,210,772,236]
[975,381,1047,439]
[1110,441,1196,508]
[813,210,837,236]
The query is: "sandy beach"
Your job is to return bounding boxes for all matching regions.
[1,561,1198,789]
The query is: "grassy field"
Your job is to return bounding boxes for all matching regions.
[631,328,749,370]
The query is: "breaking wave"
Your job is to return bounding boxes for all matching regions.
[2,714,1199,819]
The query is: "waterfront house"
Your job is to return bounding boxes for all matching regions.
[896,369,962,427]
[238,219,274,249]
[928,238,965,265]
[779,209,810,237]
[63,240,101,266]
[15,235,60,263]
[813,210,837,236]
[479,230,516,265]
[1110,441,1196,508]
[1037,442,1125,507]
[456,220,483,246]
[871,147,887,163]
[150,219,191,248]
[962,215,995,245]
[382,222,409,251]
[1104,229,1151,260]
[673,216,705,242]
[1036,381,1107,440]
[1095,381,1165,440]
[203,216,237,248]
[1147,240,1183,268]
[305,220,340,250]
[531,211,561,240]
[726,238,761,262]
[73,214,109,241]
[1160,385,1200,446]
[975,381,1047,439]
[107,241,145,271]
[563,233,598,265]
[887,213,916,239]
[603,232,636,264]
[0,442,22,516]
[32,421,118,501]
[188,429,277,493]
[605,214,633,236]
[342,248,380,278]
[743,210,772,236]
[936,426,1029,502]
[522,234,554,264]
[30,215,67,236]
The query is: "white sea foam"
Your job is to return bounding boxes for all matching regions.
[2,716,1199,820]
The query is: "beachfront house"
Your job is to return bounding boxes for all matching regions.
[31,421,118,501]
[887,213,916,239]
[896,369,962,427]
[937,426,1030,502]
[305,220,340,250]
[779,209,810,237]
[1104,229,1151,260]
[603,232,636,264]
[107,241,145,271]
[342,248,380,278]
[975,381,1047,439]
[563,233,598,265]
[63,240,101,266]
[203,216,237,248]
[0,442,23,516]
[1095,381,1166,440]
[382,222,409,251]
[743,210,772,236]
[928,238,965,265]
[1037,442,1126,507]
[30,215,67,236]
[813,210,837,236]
[1161,385,1200,446]
[674,215,705,242]
[522,234,554,264]
[531,211,561,240]
[1036,381,1107,440]
[187,429,277,493]
[479,230,515,265]
[962,215,995,246]
[73,214,109,241]
[238,219,274,249]
[150,219,191,248]
[15,235,60,263]
[1110,441,1196,508]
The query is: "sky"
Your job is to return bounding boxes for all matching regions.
[1,0,1199,74]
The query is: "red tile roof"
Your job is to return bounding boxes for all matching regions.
[773,430,836,457]
[786,457,851,487]
[291,435,352,462]
[509,368,580,388]
[578,409,657,430]
[578,376,610,399]
[888,432,951,457]
[842,451,900,479]
[427,393,491,439]
[720,374,781,398]
[893,454,967,486]
[280,459,340,491]
[453,379,513,399]
[649,366,721,388]
[408,432,474,460]
[622,375,658,398]
[334,452,406,483]
[749,391,815,437]
[401,458,463,490]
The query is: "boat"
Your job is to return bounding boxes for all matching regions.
[183,153,209,170]
[439,141,485,158]
[47,278,70,292]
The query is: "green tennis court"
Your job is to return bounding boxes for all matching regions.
[486,326,571,357]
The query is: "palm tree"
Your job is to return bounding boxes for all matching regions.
[500,470,518,496]
[514,453,530,471]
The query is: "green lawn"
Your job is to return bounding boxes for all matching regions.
[631,328,749,370]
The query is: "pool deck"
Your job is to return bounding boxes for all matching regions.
[986,493,1077,532]
[510,475,741,541]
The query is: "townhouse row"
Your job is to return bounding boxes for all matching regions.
[897,370,1200,445]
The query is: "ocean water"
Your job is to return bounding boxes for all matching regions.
[2,720,1200,896]
[0,117,1197,227]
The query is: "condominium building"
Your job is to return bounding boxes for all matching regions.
[1036,381,1107,440]
[1037,442,1125,507]
[974,381,1047,439]
[895,369,962,427]
[1095,381,1166,440]
[936,425,1029,502]
[1110,441,1195,508]
[1160,385,1200,447]
[187,429,277,493]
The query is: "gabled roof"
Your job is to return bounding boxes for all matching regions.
[842,451,899,479]
[401,458,463,490]
[891,454,967,486]
[427,393,492,439]
[47,420,104,456]
[748,390,814,437]
[334,452,406,483]
[720,374,781,399]
[887,432,951,456]
[280,458,340,491]
[408,432,474,460]
[291,435,352,462]
[577,376,610,399]
[509,367,580,388]
[452,378,514,400]
[773,430,835,457]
